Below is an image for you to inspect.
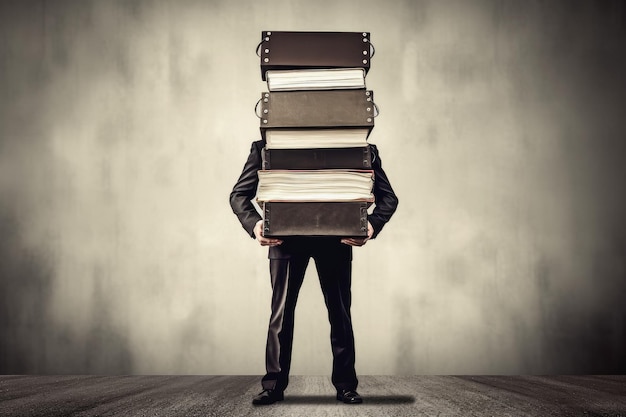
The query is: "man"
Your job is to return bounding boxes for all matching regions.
[229,139,398,405]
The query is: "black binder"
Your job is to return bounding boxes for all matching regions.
[262,147,372,170]
[259,90,375,131]
[263,201,369,237]
[259,31,372,80]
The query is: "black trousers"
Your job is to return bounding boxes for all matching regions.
[262,238,358,392]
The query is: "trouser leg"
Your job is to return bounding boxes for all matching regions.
[262,256,308,391]
[313,244,358,391]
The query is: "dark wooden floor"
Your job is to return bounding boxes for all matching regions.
[0,375,625,416]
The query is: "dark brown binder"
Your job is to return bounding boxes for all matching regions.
[259,90,375,131]
[262,147,372,170]
[259,31,372,80]
[263,201,369,237]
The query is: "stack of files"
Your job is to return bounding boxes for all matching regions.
[256,31,377,238]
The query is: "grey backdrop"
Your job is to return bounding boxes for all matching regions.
[1,0,625,375]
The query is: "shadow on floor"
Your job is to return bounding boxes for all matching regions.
[283,395,415,405]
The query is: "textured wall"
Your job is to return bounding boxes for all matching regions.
[1,0,625,375]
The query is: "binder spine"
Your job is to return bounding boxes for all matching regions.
[259,90,375,129]
[263,201,370,237]
[261,147,372,170]
[260,31,372,80]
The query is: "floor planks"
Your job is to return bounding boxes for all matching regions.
[0,375,624,416]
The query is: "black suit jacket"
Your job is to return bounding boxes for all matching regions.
[229,140,399,251]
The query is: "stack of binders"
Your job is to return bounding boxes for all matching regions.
[256,31,377,237]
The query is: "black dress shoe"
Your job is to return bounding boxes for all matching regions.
[336,389,363,404]
[252,389,284,405]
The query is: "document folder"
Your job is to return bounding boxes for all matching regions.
[259,90,375,131]
[259,31,372,80]
[262,201,370,237]
[262,147,372,170]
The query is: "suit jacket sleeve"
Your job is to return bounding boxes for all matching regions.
[369,144,399,239]
[229,141,264,238]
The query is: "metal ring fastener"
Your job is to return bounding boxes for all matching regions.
[254,98,263,118]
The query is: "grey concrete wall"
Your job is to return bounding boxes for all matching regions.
[1,0,625,375]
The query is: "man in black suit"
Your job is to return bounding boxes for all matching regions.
[229,140,398,405]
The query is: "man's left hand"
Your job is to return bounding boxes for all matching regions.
[341,222,374,247]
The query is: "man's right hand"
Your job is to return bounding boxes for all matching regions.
[254,220,283,247]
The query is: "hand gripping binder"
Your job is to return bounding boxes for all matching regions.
[258,31,373,80]
[263,201,370,237]
[262,146,372,170]
[258,90,376,132]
